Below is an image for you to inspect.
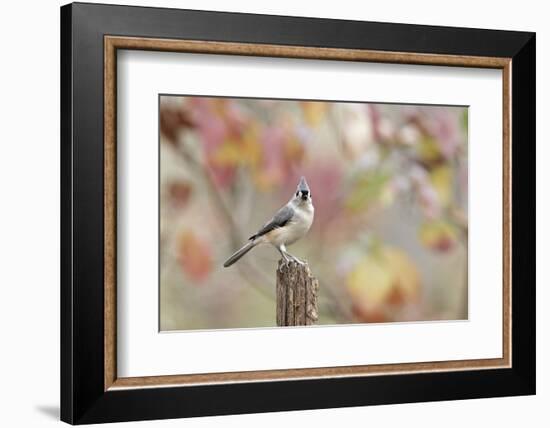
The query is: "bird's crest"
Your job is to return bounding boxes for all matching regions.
[297,176,309,192]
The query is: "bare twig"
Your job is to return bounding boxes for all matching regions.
[170,141,276,299]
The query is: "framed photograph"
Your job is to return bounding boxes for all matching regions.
[60,2,535,424]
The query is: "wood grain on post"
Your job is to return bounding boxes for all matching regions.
[276,260,319,326]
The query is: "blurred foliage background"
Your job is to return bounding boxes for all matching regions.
[159,95,468,331]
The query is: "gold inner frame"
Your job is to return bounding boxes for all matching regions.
[104,35,512,391]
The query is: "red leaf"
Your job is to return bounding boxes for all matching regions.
[168,181,192,209]
[177,230,212,283]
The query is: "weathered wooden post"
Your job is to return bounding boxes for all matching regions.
[276,260,319,326]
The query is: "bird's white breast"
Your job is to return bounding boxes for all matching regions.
[266,203,314,247]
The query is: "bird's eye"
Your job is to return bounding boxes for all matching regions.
[296,191,299,197]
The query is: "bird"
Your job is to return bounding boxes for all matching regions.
[223,176,314,267]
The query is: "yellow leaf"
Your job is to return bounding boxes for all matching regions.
[347,256,393,307]
[283,136,305,163]
[430,166,452,207]
[301,101,327,127]
[419,220,458,252]
[416,136,441,164]
[346,246,421,321]
[383,248,420,302]
[212,125,261,167]
[345,173,390,213]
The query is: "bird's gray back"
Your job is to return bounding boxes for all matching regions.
[250,205,294,240]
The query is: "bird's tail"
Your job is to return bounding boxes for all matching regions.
[223,240,258,267]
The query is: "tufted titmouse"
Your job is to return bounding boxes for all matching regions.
[223,176,314,267]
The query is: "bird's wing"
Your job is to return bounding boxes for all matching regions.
[250,205,294,240]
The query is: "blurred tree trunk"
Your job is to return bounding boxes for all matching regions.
[276,261,319,326]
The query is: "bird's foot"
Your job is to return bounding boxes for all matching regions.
[281,254,293,266]
[287,254,305,265]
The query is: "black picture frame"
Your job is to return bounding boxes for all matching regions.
[61,2,535,424]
